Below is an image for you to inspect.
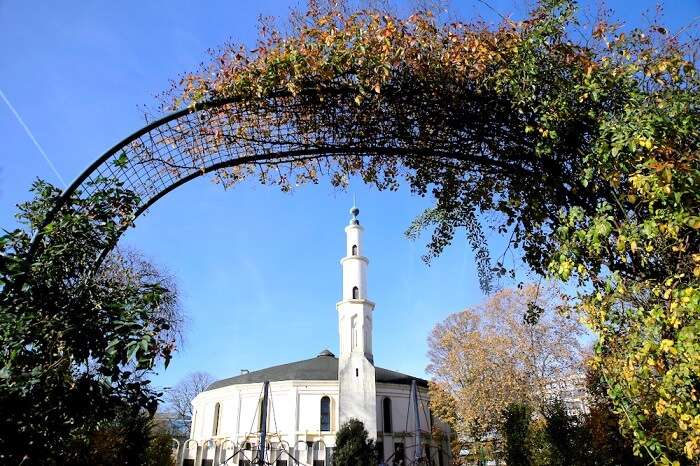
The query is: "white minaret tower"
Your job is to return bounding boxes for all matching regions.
[337,204,377,438]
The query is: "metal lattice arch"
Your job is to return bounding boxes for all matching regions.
[29,89,536,262]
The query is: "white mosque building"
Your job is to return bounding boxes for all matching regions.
[184,206,452,466]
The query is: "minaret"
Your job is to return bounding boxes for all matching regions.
[337,204,377,438]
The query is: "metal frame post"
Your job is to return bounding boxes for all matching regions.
[412,380,423,463]
[258,381,270,465]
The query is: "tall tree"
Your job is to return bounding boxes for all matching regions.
[427,285,584,440]
[0,180,182,464]
[582,365,645,466]
[502,403,534,466]
[541,399,584,466]
[100,247,185,351]
[166,371,215,420]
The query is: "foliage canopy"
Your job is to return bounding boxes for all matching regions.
[0,180,181,463]
[427,284,584,438]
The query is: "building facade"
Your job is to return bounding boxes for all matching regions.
[184,206,452,466]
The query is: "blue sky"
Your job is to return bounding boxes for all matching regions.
[1,0,697,391]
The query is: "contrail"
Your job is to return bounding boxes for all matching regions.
[0,88,67,188]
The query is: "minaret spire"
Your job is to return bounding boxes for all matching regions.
[337,203,377,438]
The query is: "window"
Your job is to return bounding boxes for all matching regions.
[320,396,331,431]
[212,403,221,436]
[239,443,252,466]
[437,448,444,466]
[351,245,358,255]
[184,441,197,466]
[383,397,393,433]
[202,441,215,466]
[393,443,405,466]
[306,441,314,464]
[313,441,325,466]
[375,441,384,462]
[352,286,359,299]
[272,443,287,466]
[252,445,260,466]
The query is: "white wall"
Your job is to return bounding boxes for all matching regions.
[375,384,450,465]
[189,380,451,465]
[191,380,339,447]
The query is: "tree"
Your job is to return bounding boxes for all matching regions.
[158,0,698,460]
[332,419,377,466]
[62,403,176,466]
[582,365,645,466]
[427,284,584,442]
[0,180,182,464]
[502,403,534,466]
[166,371,215,420]
[146,422,178,466]
[100,247,185,351]
[65,403,153,466]
[541,399,585,466]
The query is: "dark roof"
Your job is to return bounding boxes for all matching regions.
[206,350,428,391]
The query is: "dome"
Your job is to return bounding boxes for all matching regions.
[205,354,428,390]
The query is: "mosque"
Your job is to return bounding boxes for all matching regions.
[186,206,453,466]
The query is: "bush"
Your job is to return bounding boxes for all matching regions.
[542,399,585,466]
[332,419,377,466]
[502,403,534,466]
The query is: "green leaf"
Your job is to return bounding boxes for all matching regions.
[113,152,129,169]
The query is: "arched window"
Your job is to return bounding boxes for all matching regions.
[383,397,392,433]
[212,402,221,436]
[352,286,359,299]
[351,245,358,256]
[320,396,331,431]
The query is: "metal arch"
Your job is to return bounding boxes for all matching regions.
[24,88,539,267]
[25,96,236,261]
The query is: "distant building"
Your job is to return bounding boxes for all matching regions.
[454,374,590,466]
[154,411,191,443]
[544,373,589,416]
[183,206,452,466]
